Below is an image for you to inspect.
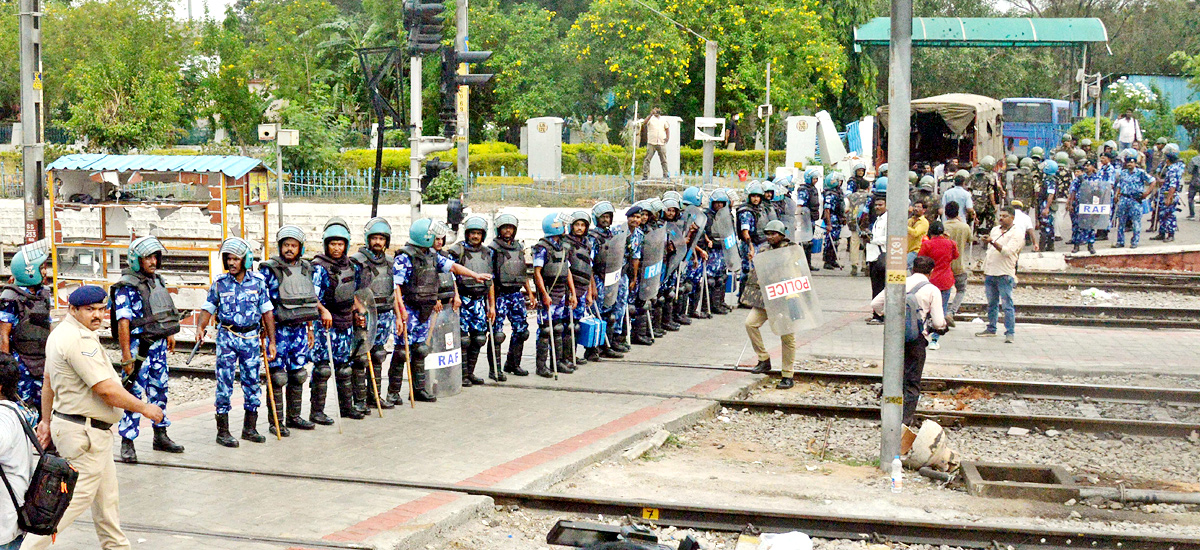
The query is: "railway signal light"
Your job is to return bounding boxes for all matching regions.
[404,0,445,55]
[439,48,493,138]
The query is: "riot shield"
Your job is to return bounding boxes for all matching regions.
[601,225,629,308]
[638,224,667,301]
[795,208,814,243]
[751,244,823,335]
[684,206,708,253]
[711,205,742,274]
[662,219,689,281]
[1076,179,1114,231]
[779,197,797,241]
[353,288,379,358]
[423,307,463,397]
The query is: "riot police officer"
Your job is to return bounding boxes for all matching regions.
[0,242,52,415]
[446,215,496,385]
[312,218,362,420]
[795,169,822,272]
[1037,160,1060,251]
[637,200,668,340]
[259,226,332,434]
[348,218,396,408]
[488,214,537,377]
[588,202,629,357]
[196,237,277,447]
[393,218,492,400]
[736,183,769,282]
[565,211,601,363]
[821,172,846,270]
[532,214,577,376]
[111,236,185,461]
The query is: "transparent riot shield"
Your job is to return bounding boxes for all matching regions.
[639,225,666,301]
[1077,179,1114,231]
[779,197,797,241]
[353,288,379,358]
[795,208,814,244]
[423,307,463,397]
[711,205,742,275]
[751,244,823,335]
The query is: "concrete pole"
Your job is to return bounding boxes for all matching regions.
[881,0,912,471]
[702,41,717,186]
[1093,73,1102,144]
[19,0,45,244]
[275,136,284,225]
[1079,45,1088,119]
[410,55,424,217]
[763,62,771,177]
[456,0,469,179]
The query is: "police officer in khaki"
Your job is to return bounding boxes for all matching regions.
[24,286,164,550]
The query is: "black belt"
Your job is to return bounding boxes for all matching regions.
[53,411,113,431]
[219,323,260,333]
[1122,194,1141,200]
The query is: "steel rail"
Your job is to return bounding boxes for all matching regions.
[128,460,1200,550]
[954,302,1200,329]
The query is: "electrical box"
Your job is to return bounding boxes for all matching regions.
[277,129,299,147]
[694,117,726,142]
[526,117,564,181]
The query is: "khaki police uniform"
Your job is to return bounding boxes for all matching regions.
[22,314,130,550]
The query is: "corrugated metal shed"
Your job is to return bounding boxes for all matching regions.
[47,154,267,179]
[854,17,1108,52]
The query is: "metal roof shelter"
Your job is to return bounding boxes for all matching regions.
[853,17,1110,52]
[47,154,268,179]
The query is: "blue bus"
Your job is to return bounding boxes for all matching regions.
[1001,98,1073,157]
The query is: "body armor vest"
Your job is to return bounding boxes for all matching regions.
[447,242,493,298]
[350,248,395,313]
[536,237,570,298]
[489,238,528,294]
[398,245,440,307]
[737,203,770,244]
[313,254,357,329]
[113,270,181,341]
[260,257,321,325]
[566,235,593,287]
[1,285,50,375]
[437,251,456,304]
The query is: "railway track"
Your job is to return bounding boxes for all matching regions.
[970,269,1200,294]
[129,460,1200,550]
[954,302,1200,329]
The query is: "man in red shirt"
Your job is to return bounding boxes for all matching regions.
[917,221,958,350]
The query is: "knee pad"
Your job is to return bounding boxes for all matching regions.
[552,322,566,336]
[312,365,332,381]
[493,331,507,345]
[335,365,352,379]
[288,368,309,387]
[412,343,431,358]
[371,350,388,368]
[270,369,288,388]
[512,330,529,344]
[470,332,488,348]
[371,343,387,356]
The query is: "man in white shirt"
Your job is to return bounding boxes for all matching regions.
[1008,199,1039,252]
[870,255,947,425]
[865,198,888,324]
[1112,111,1142,151]
[976,207,1023,343]
[0,356,33,550]
[641,108,670,180]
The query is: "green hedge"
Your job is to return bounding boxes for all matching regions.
[341,142,789,175]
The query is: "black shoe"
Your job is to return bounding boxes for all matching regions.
[286,416,316,430]
[612,339,633,351]
[489,370,508,382]
[536,366,554,378]
[1071,244,1080,253]
[556,363,576,373]
[751,359,772,374]
[505,365,530,376]
[810,264,821,272]
[584,348,602,362]
[1088,243,1096,254]
[269,421,290,438]
[241,411,267,443]
[600,345,624,359]
[1151,234,1165,240]
[461,375,473,388]
[341,407,365,419]
[776,377,795,390]
[310,412,335,426]
[414,390,438,403]
[466,373,486,385]
[215,414,239,448]
[386,392,405,407]
[120,438,137,463]
[674,313,692,326]
[152,426,185,453]
[632,332,654,346]
[377,394,395,409]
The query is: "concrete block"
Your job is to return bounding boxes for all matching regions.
[961,461,1078,502]
[1014,252,1067,272]
[1007,427,1030,436]
[621,429,671,461]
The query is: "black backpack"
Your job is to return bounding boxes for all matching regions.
[904,281,930,343]
[0,404,77,536]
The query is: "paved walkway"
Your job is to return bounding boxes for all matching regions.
[43,269,1200,549]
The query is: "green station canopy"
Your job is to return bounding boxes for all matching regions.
[853,17,1109,52]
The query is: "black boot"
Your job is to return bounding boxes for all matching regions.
[1072,243,1080,253]
[286,371,315,430]
[411,345,438,402]
[609,315,632,352]
[600,323,625,358]
[556,323,576,373]
[241,411,266,443]
[1088,243,1096,254]
[661,299,681,331]
[267,369,289,437]
[711,280,731,314]
[120,437,137,463]
[689,288,711,319]
[535,330,554,378]
[673,292,692,326]
[751,358,772,374]
[215,413,239,448]
[350,361,370,416]
[585,346,602,362]
[309,363,335,426]
[463,332,486,386]
[336,366,364,419]
[503,331,530,376]
[487,332,508,382]
[386,347,407,406]
[370,349,394,409]
[631,313,654,346]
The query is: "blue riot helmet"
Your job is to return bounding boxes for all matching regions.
[220,237,254,269]
[323,217,352,245]
[662,198,681,210]
[463,215,489,235]
[873,176,888,195]
[364,217,392,247]
[1041,160,1059,176]
[803,168,821,185]
[11,241,50,286]
[409,218,437,247]
[494,213,519,236]
[824,172,844,190]
[128,236,166,273]
[591,201,615,225]
[745,182,764,197]
[681,187,702,207]
[878,163,889,176]
[710,189,730,205]
[662,191,682,202]
[275,225,307,256]
[542,213,567,236]
[1164,143,1181,160]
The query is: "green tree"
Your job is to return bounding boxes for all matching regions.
[65,64,183,152]
[1174,102,1200,145]
[238,0,341,100]
[0,2,18,119]
[197,12,269,144]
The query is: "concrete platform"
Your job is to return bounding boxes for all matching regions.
[43,267,1200,549]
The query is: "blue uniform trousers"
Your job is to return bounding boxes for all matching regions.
[118,338,170,439]
[214,328,263,414]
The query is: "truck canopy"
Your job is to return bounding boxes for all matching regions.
[877,93,1004,166]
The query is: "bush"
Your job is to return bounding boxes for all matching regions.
[1068,117,1116,143]
[423,169,463,204]
[1182,149,1198,165]
[1175,102,1200,146]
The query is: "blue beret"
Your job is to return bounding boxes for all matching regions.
[625,206,644,217]
[69,285,107,307]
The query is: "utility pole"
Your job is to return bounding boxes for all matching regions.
[702,41,716,186]
[455,0,469,179]
[762,62,771,176]
[19,0,45,244]
[881,0,913,470]
[409,54,424,215]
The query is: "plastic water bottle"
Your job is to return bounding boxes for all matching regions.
[891,455,903,493]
